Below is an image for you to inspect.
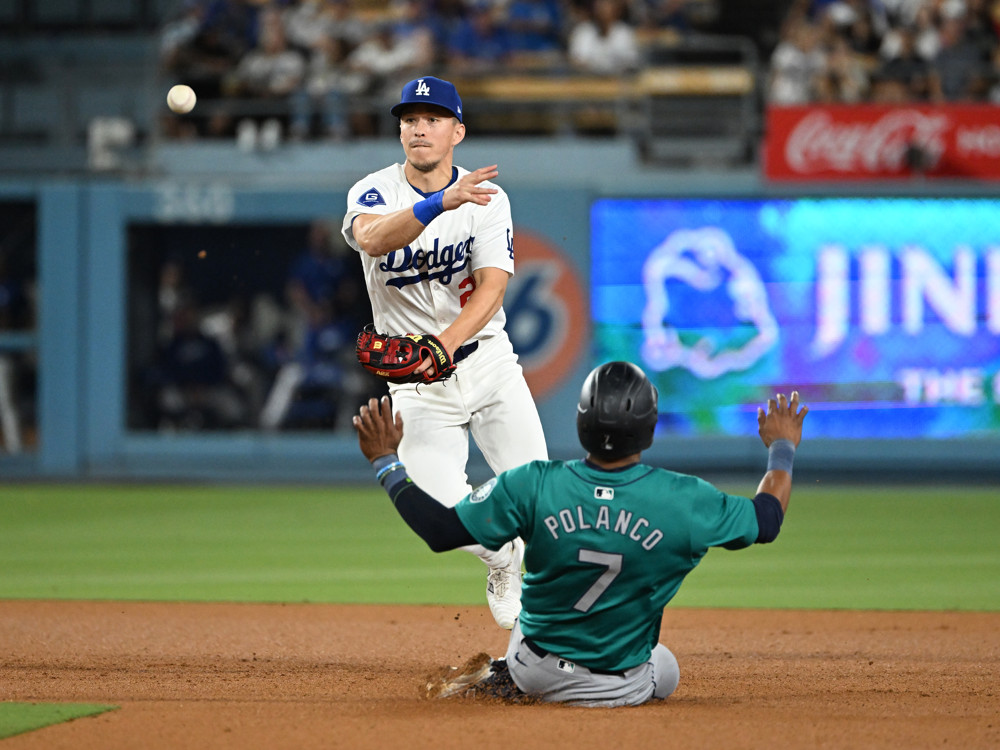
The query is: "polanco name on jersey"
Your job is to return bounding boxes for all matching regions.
[380,236,474,287]
[543,505,663,551]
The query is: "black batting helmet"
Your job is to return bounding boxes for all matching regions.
[576,361,658,461]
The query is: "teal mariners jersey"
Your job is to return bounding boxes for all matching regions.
[455,459,760,672]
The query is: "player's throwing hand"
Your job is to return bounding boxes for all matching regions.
[757,391,808,448]
[443,165,499,210]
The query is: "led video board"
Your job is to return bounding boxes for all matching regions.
[591,198,1000,439]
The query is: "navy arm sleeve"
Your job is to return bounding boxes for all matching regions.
[751,492,784,543]
[719,492,784,549]
[387,481,477,552]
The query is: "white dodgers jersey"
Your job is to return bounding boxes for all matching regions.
[342,163,515,339]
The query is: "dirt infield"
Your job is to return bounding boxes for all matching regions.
[1,601,997,749]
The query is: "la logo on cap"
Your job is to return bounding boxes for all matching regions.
[415,79,431,97]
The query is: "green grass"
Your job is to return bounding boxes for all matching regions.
[0,703,117,740]
[0,484,484,604]
[672,482,1000,610]
[1,482,998,611]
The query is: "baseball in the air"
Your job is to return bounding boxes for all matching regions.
[167,84,196,114]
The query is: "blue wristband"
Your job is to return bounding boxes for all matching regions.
[372,453,410,494]
[412,191,445,226]
[767,439,796,476]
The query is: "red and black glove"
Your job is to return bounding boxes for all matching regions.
[355,325,456,384]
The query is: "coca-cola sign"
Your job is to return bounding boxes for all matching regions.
[766,105,1000,180]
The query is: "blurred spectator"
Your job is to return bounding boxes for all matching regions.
[768,18,827,103]
[822,0,890,42]
[912,3,941,60]
[346,8,434,131]
[427,0,468,51]
[964,0,1000,53]
[505,0,566,66]
[0,252,32,332]
[151,300,249,430]
[881,0,927,27]
[929,11,992,100]
[634,0,699,33]
[200,293,270,419]
[225,9,306,100]
[284,221,356,335]
[844,4,884,59]
[291,36,370,139]
[871,23,933,101]
[258,299,350,429]
[879,6,936,58]
[218,7,306,140]
[201,0,265,54]
[987,43,1000,101]
[816,34,872,101]
[0,251,33,454]
[447,1,516,72]
[157,257,189,343]
[160,1,209,74]
[386,0,438,74]
[283,0,371,124]
[160,0,246,138]
[568,0,642,74]
[773,0,1000,105]
[291,37,369,140]
[0,353,21,453]
[283,0,368,54]
[259,220,374,430]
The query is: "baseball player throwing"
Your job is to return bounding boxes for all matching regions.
[354,361,808,706]
[341,76,548,629]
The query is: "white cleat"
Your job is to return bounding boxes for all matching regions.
[486,538,523,630]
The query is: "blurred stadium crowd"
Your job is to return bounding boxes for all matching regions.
[158,0,734,141]
[155,0,1000,143]
[126,220,385,434]
[770,0,1000,105]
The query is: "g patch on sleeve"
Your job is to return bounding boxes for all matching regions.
[357,187,386,207]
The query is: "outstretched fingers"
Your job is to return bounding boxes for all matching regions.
[353,396,403,461]
[446,165,499,208]
[470,164,499,183]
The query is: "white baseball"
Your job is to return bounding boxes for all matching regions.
[167,84,197,114]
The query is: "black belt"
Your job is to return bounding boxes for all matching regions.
[453,341,479,364]
[522,637,626,677]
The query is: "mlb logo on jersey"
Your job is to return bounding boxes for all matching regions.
[594,487,614,500]
[358,188,386,208]
[557,660,576,673]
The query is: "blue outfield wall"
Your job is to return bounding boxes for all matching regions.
[3,139,1000,481]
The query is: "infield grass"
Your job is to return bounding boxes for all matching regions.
[0,703,117,740]
[1,482,998,611]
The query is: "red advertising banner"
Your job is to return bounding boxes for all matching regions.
[765,104,1000,180]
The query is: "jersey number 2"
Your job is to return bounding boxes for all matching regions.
[573,549,623,612]
[459,276,476,308]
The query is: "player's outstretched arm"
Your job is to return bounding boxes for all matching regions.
[353,396,477,552]
[352,165,499,258]
[351,209,427,258]
[755,391,809,513]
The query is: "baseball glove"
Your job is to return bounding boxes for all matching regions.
[355,325,456,384]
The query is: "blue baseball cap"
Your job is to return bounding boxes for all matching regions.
[390,76,463,122]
